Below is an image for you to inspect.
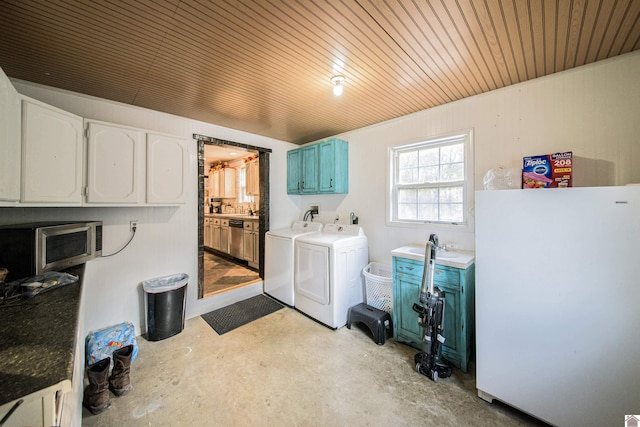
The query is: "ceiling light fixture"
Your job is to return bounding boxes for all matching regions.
[331,75,345,96]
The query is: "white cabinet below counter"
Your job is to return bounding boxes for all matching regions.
[211,218,221,251]
[220,219,230,254]
[243,220,259,268]
[204,217,212,248]
[204,217,222,251]
[0,382,71,427]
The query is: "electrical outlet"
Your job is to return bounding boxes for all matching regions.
[310,205,319,214]
[130,220,138,232]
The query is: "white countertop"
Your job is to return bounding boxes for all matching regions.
[391,244,475,269]
[205,213,259,220]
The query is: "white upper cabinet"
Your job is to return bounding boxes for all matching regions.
[146,133,189,204]
[21,97,83,204]
[85,121,145,204]
[246,158,259,196]
[0,68,187,207]
[210,167,236,198]
[0,68,21,202]
[210,169,221,198]
[222,168,236,198]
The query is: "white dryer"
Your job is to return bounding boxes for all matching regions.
[264,221,323,306]
[294,224,369,329]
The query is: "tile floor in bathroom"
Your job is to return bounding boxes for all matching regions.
[82,304,548,426]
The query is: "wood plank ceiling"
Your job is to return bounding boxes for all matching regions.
[0,0,638,144]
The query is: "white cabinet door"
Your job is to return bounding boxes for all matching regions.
[211,220,221,250]
[222,168,236,198]
[209,168,236,198]
[220,220,229,253]
[85,121,144,204]
[204,217,211,248]
[243,221,259,267]
[252,223,259,265]
[146,133,188,204]
[0,68,21,202]
[21,98,83,204]
[243,221,254,262]
[246,159,259,196]
[243,229,253,261]
[210,170,221,198]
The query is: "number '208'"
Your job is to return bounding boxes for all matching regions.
[554,159,572,167]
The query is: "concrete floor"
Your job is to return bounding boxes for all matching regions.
[82,304,546,426]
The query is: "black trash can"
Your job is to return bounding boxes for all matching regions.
[143,273,189,341]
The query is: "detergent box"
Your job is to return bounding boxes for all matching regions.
[522,151,572,189]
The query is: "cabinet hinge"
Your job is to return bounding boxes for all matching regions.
[82,187,88,196]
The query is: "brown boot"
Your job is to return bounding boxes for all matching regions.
[83,357,111,414]
[109,345,133,396]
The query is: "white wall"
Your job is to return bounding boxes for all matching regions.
[4,80,301,337]
[307,51,640,264]
[3,50,639,338]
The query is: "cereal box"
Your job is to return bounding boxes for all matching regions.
[522,152,572,189]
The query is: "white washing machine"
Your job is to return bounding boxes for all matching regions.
[294,224,369,329]
[264,221,323,306]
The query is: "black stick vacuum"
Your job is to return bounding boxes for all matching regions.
[412,233,452,382]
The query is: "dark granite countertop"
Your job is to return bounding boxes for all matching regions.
[0,265,84,406]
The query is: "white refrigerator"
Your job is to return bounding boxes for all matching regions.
[475,186,640,427]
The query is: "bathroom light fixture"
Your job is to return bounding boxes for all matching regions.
[331,75,345,96]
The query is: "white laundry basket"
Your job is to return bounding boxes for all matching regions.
[362,262,393,315]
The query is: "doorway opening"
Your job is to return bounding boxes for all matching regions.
[194,134,271,300]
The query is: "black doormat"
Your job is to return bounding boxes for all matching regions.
[201,294,284,335]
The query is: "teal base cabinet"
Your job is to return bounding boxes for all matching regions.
[287,138,348,195]
[392,256,475,373]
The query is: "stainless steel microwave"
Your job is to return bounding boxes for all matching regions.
[0,221,102,282]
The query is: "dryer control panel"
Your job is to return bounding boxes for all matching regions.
[322,224,364,236]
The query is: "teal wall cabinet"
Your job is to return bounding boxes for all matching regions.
[287,149,301,194]
[392,256,475,373]
[300,145,318,194]
[287,138,348,195]
[318,138,348,193]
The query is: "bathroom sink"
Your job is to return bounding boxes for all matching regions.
[437,250,462,259]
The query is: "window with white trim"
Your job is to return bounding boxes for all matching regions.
[237,166,254,203]
[390,131,472,228]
